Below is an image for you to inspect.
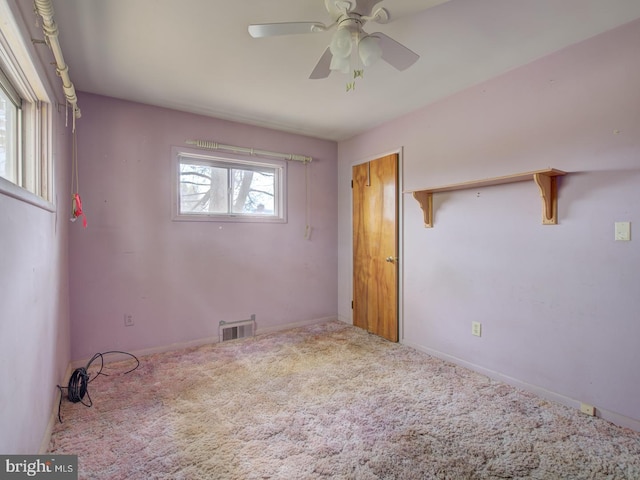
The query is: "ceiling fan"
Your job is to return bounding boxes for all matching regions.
[248,0,420,82]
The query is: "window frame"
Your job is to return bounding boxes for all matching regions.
[0,1,54,211]
[172,145,288,223]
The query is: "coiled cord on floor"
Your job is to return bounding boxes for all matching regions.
[56,350,139,422]
[66,367,90,404]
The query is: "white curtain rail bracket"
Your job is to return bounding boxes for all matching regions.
[186,139,312,164]
[34,0,81,119]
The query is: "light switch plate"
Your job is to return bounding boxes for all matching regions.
[471,321,482,337]
[615,222,631,241]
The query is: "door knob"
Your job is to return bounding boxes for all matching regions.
[385,256,397,263]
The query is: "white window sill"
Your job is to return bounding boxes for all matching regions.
[0,177,55,212]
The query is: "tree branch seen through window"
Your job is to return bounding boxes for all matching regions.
[175,151,285,222]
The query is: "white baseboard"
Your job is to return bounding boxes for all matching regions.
[39,363,73,454]
[71,316,339,368]
[598,408,640,432]
[70,334,221,369]
[256,315,337,336]
[403,340,640,433]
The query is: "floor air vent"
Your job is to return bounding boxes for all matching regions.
[219,314,256,342]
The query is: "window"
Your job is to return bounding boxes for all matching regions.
[173,147,286,223]
[0,68,21,185]
[0,2,53,208]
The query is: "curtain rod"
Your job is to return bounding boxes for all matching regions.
[34,0,81,119]
[186,139,312,164]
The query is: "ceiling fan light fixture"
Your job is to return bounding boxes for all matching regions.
[358,34,382,67]
[329,53,351,73]
[329,27,353,58]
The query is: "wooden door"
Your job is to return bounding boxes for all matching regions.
[352,153,398,342]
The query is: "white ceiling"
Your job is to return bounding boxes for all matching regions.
[31,0,640,141]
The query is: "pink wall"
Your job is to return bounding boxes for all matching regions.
[338,20,640,430]
[0,2,72,454]
[68,94,338,360]
[0,97,72,453]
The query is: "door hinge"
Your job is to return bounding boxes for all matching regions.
[351,300,354,309]
[351,179,353,188]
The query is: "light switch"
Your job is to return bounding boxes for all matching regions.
[615,222,631,241]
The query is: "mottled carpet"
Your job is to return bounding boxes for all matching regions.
[49,321,640,479]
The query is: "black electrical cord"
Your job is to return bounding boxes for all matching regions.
[67,367,90,404]
[56,350,139,422]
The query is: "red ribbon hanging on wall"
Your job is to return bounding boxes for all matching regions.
[69,112,87,229]
[71,193,87,228]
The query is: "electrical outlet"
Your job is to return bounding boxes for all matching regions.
[614,222,631,241]
[124,314,134,327]
[580,403,596,416]
[471,321,482,337]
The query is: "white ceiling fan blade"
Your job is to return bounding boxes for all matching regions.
[372,32,420,71]
[248,22,327,38]
[325,0,353,19]
[309,47,333,79]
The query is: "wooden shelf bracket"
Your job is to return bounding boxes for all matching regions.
[408,168,566,228]
[412,190,434,228]
[533,171,559,225]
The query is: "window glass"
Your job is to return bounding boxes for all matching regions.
[230,167,276,215]
[0,86,19,183]
[174,149,286,223]
[179,162,228,215]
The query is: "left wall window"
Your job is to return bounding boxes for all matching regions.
[0,1,53,207]
[0,67,21,185]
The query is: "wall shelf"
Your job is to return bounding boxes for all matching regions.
[406,168,567,227]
